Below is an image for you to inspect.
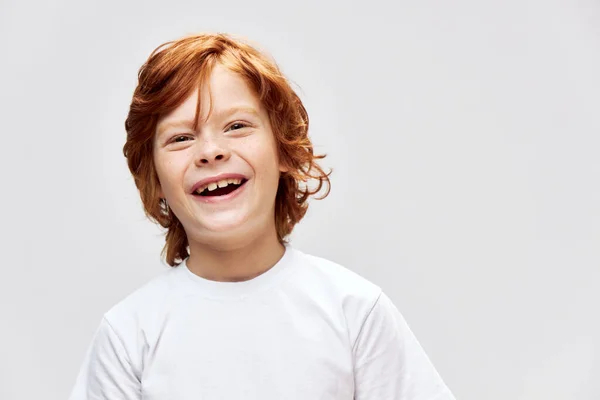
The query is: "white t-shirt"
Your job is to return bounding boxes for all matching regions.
[69,245,455,400]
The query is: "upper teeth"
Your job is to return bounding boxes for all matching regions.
[196,178,242,194]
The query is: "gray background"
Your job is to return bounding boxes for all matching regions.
[1,0,599,399]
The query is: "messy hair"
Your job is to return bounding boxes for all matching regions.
[123,33,331,266]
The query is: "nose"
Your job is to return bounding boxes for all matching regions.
[194,136,231,167]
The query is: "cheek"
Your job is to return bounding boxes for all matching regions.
[155,156,185,193]
[238,138,278,174]
[253,135,280,168]
[254,147,281,180]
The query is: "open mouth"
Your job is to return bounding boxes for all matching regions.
[193,178,248,197]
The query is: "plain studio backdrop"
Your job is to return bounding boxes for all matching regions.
[1,0,599,399]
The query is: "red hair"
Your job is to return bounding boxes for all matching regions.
[123,33,331,266]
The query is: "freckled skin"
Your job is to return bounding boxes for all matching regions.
[153,64,287,251]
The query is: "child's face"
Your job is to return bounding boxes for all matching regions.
[153,64,286,247]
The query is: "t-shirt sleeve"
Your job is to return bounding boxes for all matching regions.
[68,316,142,400]
[352,291,456,400]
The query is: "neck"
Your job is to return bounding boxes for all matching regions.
[186,228,286,282]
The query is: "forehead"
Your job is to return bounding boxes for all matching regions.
[159,64,263,127]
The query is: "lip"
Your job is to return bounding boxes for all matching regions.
[190,173,248,194]
[191,178,249,204]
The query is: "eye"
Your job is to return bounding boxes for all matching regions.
[227,122,249,131]
[171,135,193,143]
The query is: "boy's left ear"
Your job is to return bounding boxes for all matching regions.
[278,157,290,173]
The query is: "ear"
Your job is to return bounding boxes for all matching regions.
[278,160,290,174]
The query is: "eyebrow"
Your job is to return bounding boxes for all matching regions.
[157,106,260,135]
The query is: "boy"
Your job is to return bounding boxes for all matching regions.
[69,32,456,399]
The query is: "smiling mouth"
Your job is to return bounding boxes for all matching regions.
[193,178,248,197]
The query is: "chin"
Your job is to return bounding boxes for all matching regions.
[199,211,249,231]
[203,221,247,234]
[190,213,274,250]
[193,214,252,239]
[194,226,257,250]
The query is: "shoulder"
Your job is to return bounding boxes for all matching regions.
[286,247,384,343]
[290,247,381,297]
[102,265,189,332]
